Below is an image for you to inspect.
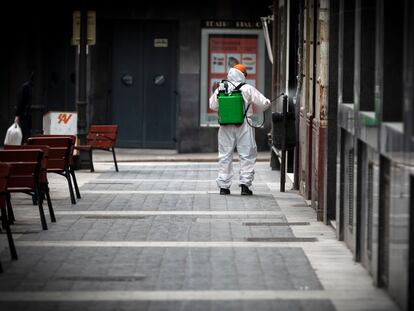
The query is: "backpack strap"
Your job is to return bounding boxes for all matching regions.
[234,82,246,91]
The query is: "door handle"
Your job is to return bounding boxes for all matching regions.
[154,75,166,86]
[121,74,134,87]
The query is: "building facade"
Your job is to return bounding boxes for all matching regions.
[0,0,273,152]
[272,0,414,310]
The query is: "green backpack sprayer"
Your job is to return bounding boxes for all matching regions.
[217,80,267,128]
[217,81,246,125]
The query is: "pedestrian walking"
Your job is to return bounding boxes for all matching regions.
[15,72,34,143]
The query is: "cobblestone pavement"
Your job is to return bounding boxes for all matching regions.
[0,161,400,311]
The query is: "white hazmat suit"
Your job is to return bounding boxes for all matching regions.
[209,67,271,191]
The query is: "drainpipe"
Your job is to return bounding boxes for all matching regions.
[32,14,45,136]
[77,2,89,166]
[272,0,280,97]
[294,0,304,191]
[324,0,339,224]
[261,16,274,64]
[77,3,87,144]
[316,0,329,221]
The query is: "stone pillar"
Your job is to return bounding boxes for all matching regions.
[311,0,329,221]
[31,15,45,136]
[76,2,90,168]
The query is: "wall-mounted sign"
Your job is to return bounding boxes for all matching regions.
[154,38,168,48]
[202,20,262,29]
[200,28,265,126]
[72,11,96,46]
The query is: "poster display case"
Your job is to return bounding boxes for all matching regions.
[200,28,265,126]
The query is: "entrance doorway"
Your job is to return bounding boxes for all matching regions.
[378,155,390,287]
[112,21,177,148]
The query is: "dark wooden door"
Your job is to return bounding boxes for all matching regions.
[112,21,177,148]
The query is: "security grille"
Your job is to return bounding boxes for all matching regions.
[348,149,354,230]
[367,162,374,259]
[409,175,414,310]
[379,156,390,287]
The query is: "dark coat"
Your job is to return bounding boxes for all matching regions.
[15,80,33,141]
[16,81,33,119]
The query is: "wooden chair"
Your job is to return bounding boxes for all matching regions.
[27,137,77,204]
[35,134,81,199]
[76,125,119,172]
[0,163,17,272]
[0,149,49,230]
[4,145,56,222]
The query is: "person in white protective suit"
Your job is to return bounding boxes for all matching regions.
[209,64,271,195]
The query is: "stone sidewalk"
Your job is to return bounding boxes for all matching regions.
[0,160,400,311]
[90,148,271,162]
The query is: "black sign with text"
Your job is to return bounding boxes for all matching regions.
[202,20,262,29]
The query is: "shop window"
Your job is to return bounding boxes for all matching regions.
[408,0,414,137]
[340,0,355,103]
[359,0,376,111]
[381,0,404,122]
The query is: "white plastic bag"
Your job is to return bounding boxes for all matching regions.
[4,122,22,145]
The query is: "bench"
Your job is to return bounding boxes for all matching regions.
[76,125,119,172]
[0,149,50,230]
[5,145,56,222]
[36,134,81,200]
[0,163,17,272]
[27,137,77,204]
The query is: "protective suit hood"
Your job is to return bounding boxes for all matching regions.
[227,68,246,84]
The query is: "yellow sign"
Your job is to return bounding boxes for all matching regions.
[72,11,96,46]
[154,38,168,48]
